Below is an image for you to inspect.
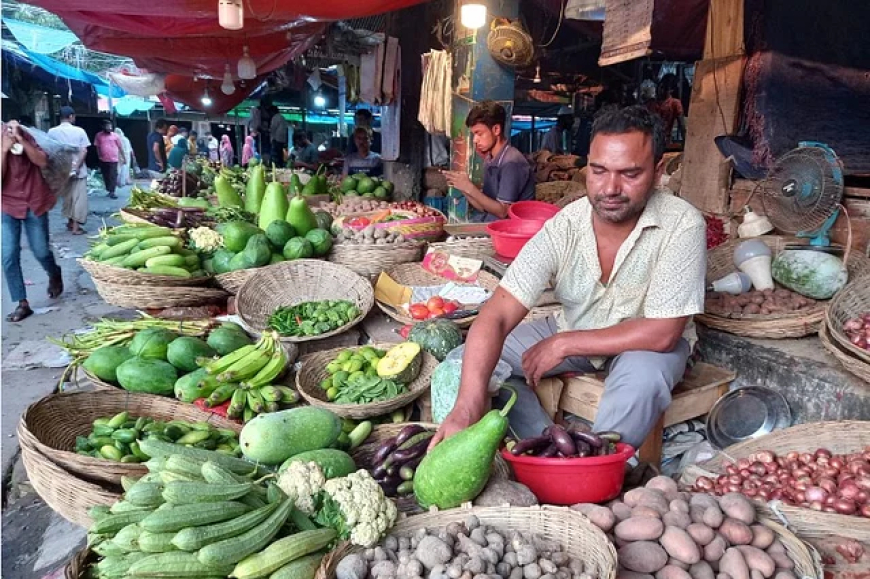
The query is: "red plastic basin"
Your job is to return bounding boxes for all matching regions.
[485,219,543,259]
[509,200,560,223]
[500,443,635,505]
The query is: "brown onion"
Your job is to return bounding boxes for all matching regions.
[816,448,833,459]
[819,478,838,494]
[856,490,870,504]
[805,486,828,502]
[834,498,858,515]
[737,458,752,470]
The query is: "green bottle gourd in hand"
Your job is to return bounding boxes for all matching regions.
[215,174,243,209]
[258,165,290,230]
[245,165,266,214]
[413,386,517,509]
[286,187,319,237]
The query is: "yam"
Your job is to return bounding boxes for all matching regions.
[663,511,691,530]
[646,476,679,496]
[702,507,724,529]
[633,506,664,519]
[718,494,755,525]
[614,517,665,541]
[656,566,692,579]
[719,519,753,546]
[686,523,715,546]
[660,526,701,565]
[570,503,616,533]
[719,549,750,579]
[703,537,728,563]
[625,489,669,514]
[749,526,774,550]
[690,562,715,579]
[734,546,775,578]
[618,542,669,574]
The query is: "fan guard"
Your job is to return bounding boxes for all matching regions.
[486,19,535,68]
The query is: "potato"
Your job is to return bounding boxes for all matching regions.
[663,511,691,530]
[690,507,707,525]
[765,540,785,555]
[690,561,715,579]
[633,506,664,519]
[773,572,796,579]
[747,525,774,550]
[624,488,670,514]
[719,549,750,579]
[719,519,753,546]
[615,517,665,541]
[690,495,720,510]
[751,571,765,579]
[660,526,701,565]
[619,542,669,574]
[656,565,693,579]
[686,523,715,546]
[670,500,690,514]
[612,502,634,522]
[618,570,654,579]
[703,537,728,563]
[767,552,793,571]
[668,559,690,571]
[646,476,679,496]
[719,494,756,525]
[717,575,732,579]
[734,546,775,578]
[570,504,616,533]
[702,507,724,529]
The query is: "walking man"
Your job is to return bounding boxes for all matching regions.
[94,119,125,199]
[47,106,90,234]
[1,120,64,322]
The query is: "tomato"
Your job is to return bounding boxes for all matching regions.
[426,296,445,311]
[347,217,371,227]
[428,306,445,317]
[409,304,430,320]
[442,302,458,314]
[398,324,413,339]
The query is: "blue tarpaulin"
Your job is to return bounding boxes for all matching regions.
[4,18,78,54]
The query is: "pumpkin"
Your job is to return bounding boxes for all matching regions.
[408,319,463,361]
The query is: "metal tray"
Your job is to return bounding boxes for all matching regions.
[705,387,792,450]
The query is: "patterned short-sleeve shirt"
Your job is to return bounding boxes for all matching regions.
[500,192,707,368]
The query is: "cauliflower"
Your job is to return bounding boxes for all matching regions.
[276,461,326,515]
[315,469,397,547]
[189,227,224,252]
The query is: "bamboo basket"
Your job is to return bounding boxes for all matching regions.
[236,259,374,342]
[18,390,241,485]
[316,504,618,579]
[427,237,495,261]
[214,268,257,295]
[64,547,94,579]
[328,242,424,281]
[535,180,586,204]
[81,367,118,391]
[333,209,446,243]
[296,345,437,419]
[79,258,211,287]
[825,273,870,364]
[680,420,870,542]
[92,279,228,310]
[697,236,870,339]
[819,321,870,383]
[18,423,121,527]
[375,263,500,329]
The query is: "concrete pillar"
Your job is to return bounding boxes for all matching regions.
[448,0,519,220]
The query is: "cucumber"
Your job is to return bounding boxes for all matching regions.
[102,255,128,266]
[231,528,336,579]
[197,498,293,567]
[172,501,279,552]
[105,234,140,246]
[111,225,172,240]
[161,481,252,504]
[184,253,200,267]
[138,236,182,250]
[99,238,140,261]
[145,254,186,268]
[138,530,179,553]
[122,245,172,268]
[127,552,233,578]
[140,501,251,533]
[125,482,165,507]
[140,265,193,278]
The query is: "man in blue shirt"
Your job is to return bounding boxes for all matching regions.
[146,119,168,177]
[444,101,535,222]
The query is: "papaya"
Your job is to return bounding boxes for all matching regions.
[243,233,272,268]
[265,221,296,251]
[83,346,134,383]
[228,251,256,272]
[167,337,216,372]
[207,328,253,356]
[116,358,178,396]
[129,329,178,361]
[216,221,262,253]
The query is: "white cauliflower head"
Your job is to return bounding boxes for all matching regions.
[276,461,326,515]
[320,469,397,547]
[189,227,224,252]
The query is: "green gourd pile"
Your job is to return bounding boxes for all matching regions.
[84,224,204,278]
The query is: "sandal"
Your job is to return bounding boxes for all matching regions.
[48,273,64,299]
[71,228,87,236]
[6,303,33,322]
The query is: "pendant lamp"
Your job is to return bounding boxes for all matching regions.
[221,64,236,95]
[238,46,257,80]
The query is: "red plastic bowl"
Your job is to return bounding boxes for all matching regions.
[500,443,635,505]
[485,219,543,259]
[509,200,560,223]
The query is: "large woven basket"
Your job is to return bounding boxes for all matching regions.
[81,367,117,391]
[64,547,94,579]
[18,423,121,527]
[92,279,228,309]
[18,390,241,485]
[236,260,374,342]
[697,236,870,339]
[427,237,495,261]
[316,504,618,579]
[825,273,870,364]
[375,263,500,329]
[680,420,870,542]
[819,321,870,383]
[329,242,424,281]
[214,268,257,295]
[78,258,211,287]
[296,344,437,419]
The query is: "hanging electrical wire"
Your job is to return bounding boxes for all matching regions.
[538,0,565,48]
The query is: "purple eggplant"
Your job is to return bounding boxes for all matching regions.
[511,435,552,456]
[547,425,577,456]
[395,424,429,446]
[575,440,591,457]
[375,475,402,497]
[539,443,559,458]
[371,436,399,466]
[387,437,430,465]
[570,430,604,449]
[371,464,388,479]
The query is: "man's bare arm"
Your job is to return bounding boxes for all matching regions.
[557,317,689,358]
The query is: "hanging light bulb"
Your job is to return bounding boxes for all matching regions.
[533,64,542,84]
[218,0,244,30]
[201,86,213,107]
[238,45,257,80]
[221,64,236,95]
[460,2,487,29]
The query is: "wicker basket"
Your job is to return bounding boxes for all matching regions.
[64,547,93,579]
[81,367,118,391]
[825,274,870,364]
[697,236,870,339]
[535,180,587,204]
[214,268,257,295]
[79,258,211,287]
[819,321,870,382]
[18,423,121,527]
[316,504,618,579]
[296,345,437,419]
[18,390,241,485]
[236,260,374,342]
[329,242,424,281]
[427,237,495,261]
[333,210,446,243]
[375,263,500,329]
[92,278,228,310]
[680,420,870,542]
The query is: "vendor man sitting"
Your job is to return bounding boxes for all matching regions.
[444,100,534,222]
[430,105,706,451]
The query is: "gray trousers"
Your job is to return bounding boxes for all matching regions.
[492,317,691,449]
